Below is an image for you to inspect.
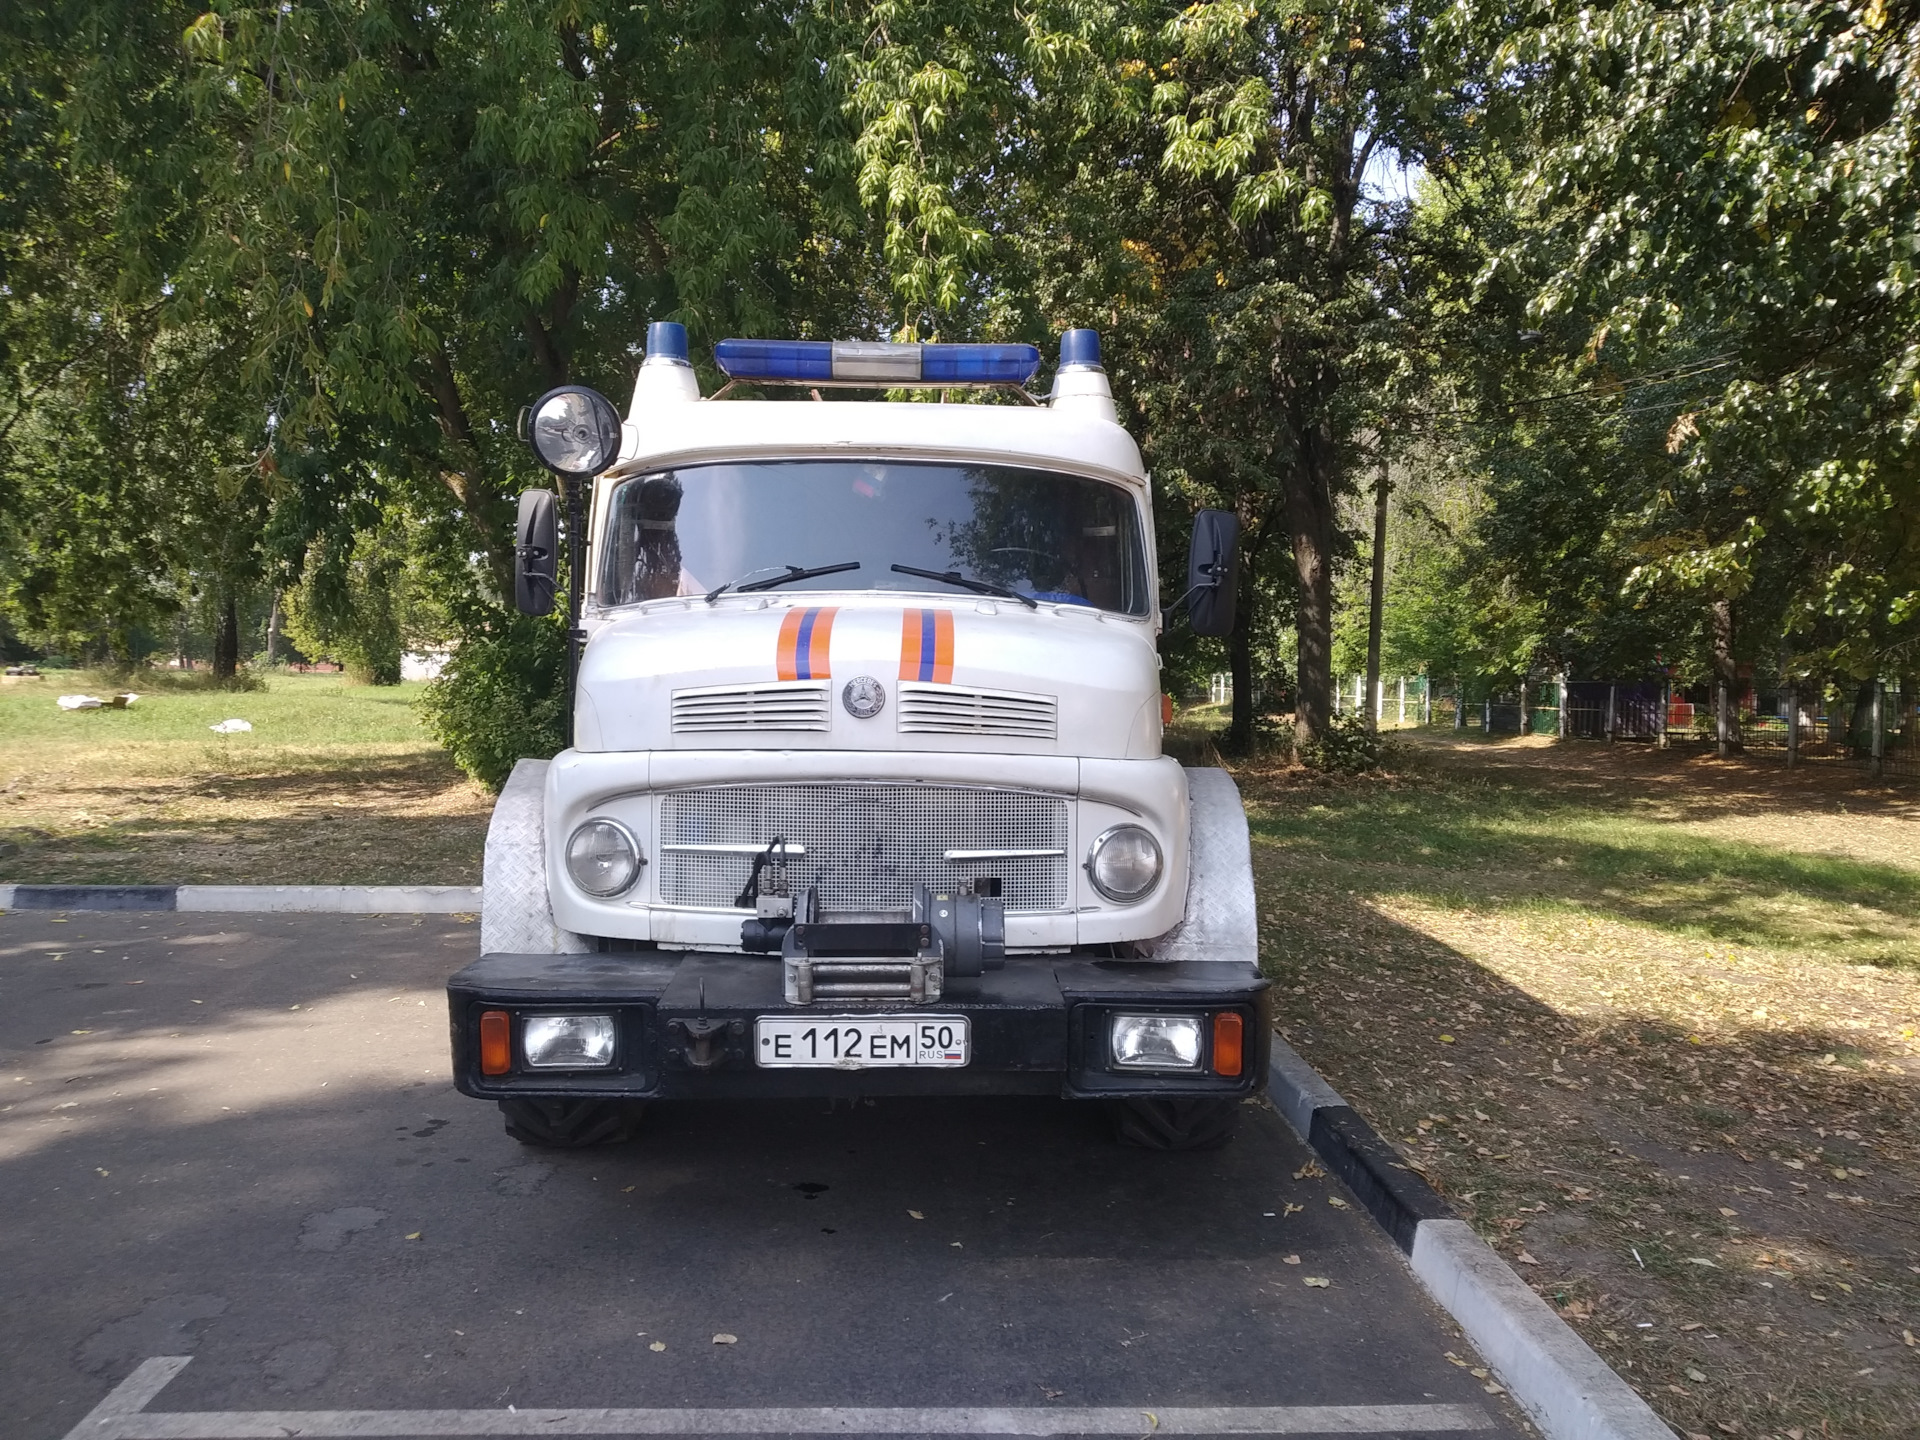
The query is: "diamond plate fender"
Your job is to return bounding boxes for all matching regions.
[1143,767,1258,965]
[481,758,592,955]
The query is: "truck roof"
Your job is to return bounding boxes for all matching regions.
[604,363,1145,489]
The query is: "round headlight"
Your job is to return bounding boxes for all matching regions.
[527,385,622,477]
[566,818,642,897]
[1085,824,1163,903]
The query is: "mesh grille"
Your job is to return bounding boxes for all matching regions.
[658,784,1070,913]
[896,684,1057,739]
[672,681,830,733]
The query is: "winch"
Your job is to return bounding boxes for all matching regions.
[739,884,1001,1007]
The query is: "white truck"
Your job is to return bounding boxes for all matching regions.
[447,324,1268,1150]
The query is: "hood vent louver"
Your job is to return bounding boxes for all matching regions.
[672,681,831,733]
[896,683,1057,740]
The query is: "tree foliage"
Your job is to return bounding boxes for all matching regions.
[1434,0,1920,684]
[3,0,1914,765]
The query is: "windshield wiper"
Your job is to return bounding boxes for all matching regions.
[890,563,1039,609]
[705,561,860,605]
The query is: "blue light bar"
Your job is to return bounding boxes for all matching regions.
[713,339,834,381]
[922,344,1040,384]
[712,338,1041,387]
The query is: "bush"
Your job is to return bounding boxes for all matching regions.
[1298,711,1390,774]
[95,662,266,693]
[417,611,567,789]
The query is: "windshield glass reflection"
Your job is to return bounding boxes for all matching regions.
[598,460,1148,616]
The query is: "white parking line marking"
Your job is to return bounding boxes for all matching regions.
[67,1359,1496,1438]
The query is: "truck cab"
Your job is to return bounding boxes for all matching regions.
[447,324,1268,1150]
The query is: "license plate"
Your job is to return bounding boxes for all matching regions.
[754,1015,971,1069]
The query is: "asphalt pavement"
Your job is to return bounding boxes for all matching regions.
[1,911,1528,1439]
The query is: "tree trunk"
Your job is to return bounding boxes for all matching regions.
[213,594,240,681]
[1710,597,1740,753]
[265,592,281,665]
[1849,679,1877,754]
[420,344,517,599]
[1364,457,1389,732]
[1227,572,1255,751]
[1286,424,1339,749]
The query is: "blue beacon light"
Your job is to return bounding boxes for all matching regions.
[712,338,1041,387]
[645,321,690,364]
[1058,328,1102,368]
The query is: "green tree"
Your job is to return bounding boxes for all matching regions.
[1448,0,1920,682]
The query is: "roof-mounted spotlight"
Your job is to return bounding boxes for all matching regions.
[522,385,623,478]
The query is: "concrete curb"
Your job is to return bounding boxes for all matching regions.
[0,883,480,914]
[1265,1033,1676,1440]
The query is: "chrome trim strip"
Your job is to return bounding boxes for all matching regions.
[661,842,809,855]
[942,848,1067,861]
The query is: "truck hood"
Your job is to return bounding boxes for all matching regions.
[573,593,1164,761]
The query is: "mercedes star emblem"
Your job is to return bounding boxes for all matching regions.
[842,675,886,719]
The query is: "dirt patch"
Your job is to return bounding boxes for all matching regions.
[0,747,489,886]
[1238,735,1920,1439]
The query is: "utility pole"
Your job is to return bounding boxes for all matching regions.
[1364,455,1389,733]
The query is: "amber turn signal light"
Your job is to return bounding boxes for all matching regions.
[479,1009,512,1075]
[1211,1011,1244,1077]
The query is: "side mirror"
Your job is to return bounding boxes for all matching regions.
[1186,509,1240,637]
[522,385,623,478]
[514,489,559,616]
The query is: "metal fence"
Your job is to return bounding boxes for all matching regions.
[1322,674,1919,781]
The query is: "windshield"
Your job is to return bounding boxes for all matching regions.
[598,460,1150,615]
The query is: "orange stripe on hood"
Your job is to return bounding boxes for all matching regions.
[777,607,837,680]
[899,609,954,683]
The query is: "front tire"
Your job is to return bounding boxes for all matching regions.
[1110,1096,1241,1151]
[499,1098,644,1149]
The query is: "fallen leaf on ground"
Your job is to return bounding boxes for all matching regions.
[1515,1251,1540,1265]
[1283,1254,1301,1265]
[405,1232,422,1241]
[1292,1161,1326,1181]
[713,1334,737,1345]
[649,1341,666,1352]
[1303,1276,1331,1288]
[908,1210,924,1220]
[1328,1196,1350,1209]
[1686,1368,1706,1382]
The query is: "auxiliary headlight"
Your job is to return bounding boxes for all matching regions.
[1085,823,1163,903]
[526,385,622,477]
[1111,1013,1203,1071]
[566,818,642,897]
[523,1014,617,1069]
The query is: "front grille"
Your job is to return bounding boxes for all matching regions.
[671,681,830,733]
[657,783,1070,913]
[896,683,1057,740]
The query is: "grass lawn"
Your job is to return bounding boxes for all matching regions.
[0,672,490,885]
[1215,724,1920,1440]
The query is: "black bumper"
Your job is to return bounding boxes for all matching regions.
[448,951,1269,1101]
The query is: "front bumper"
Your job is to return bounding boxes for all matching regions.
[448,951,1269,1101]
